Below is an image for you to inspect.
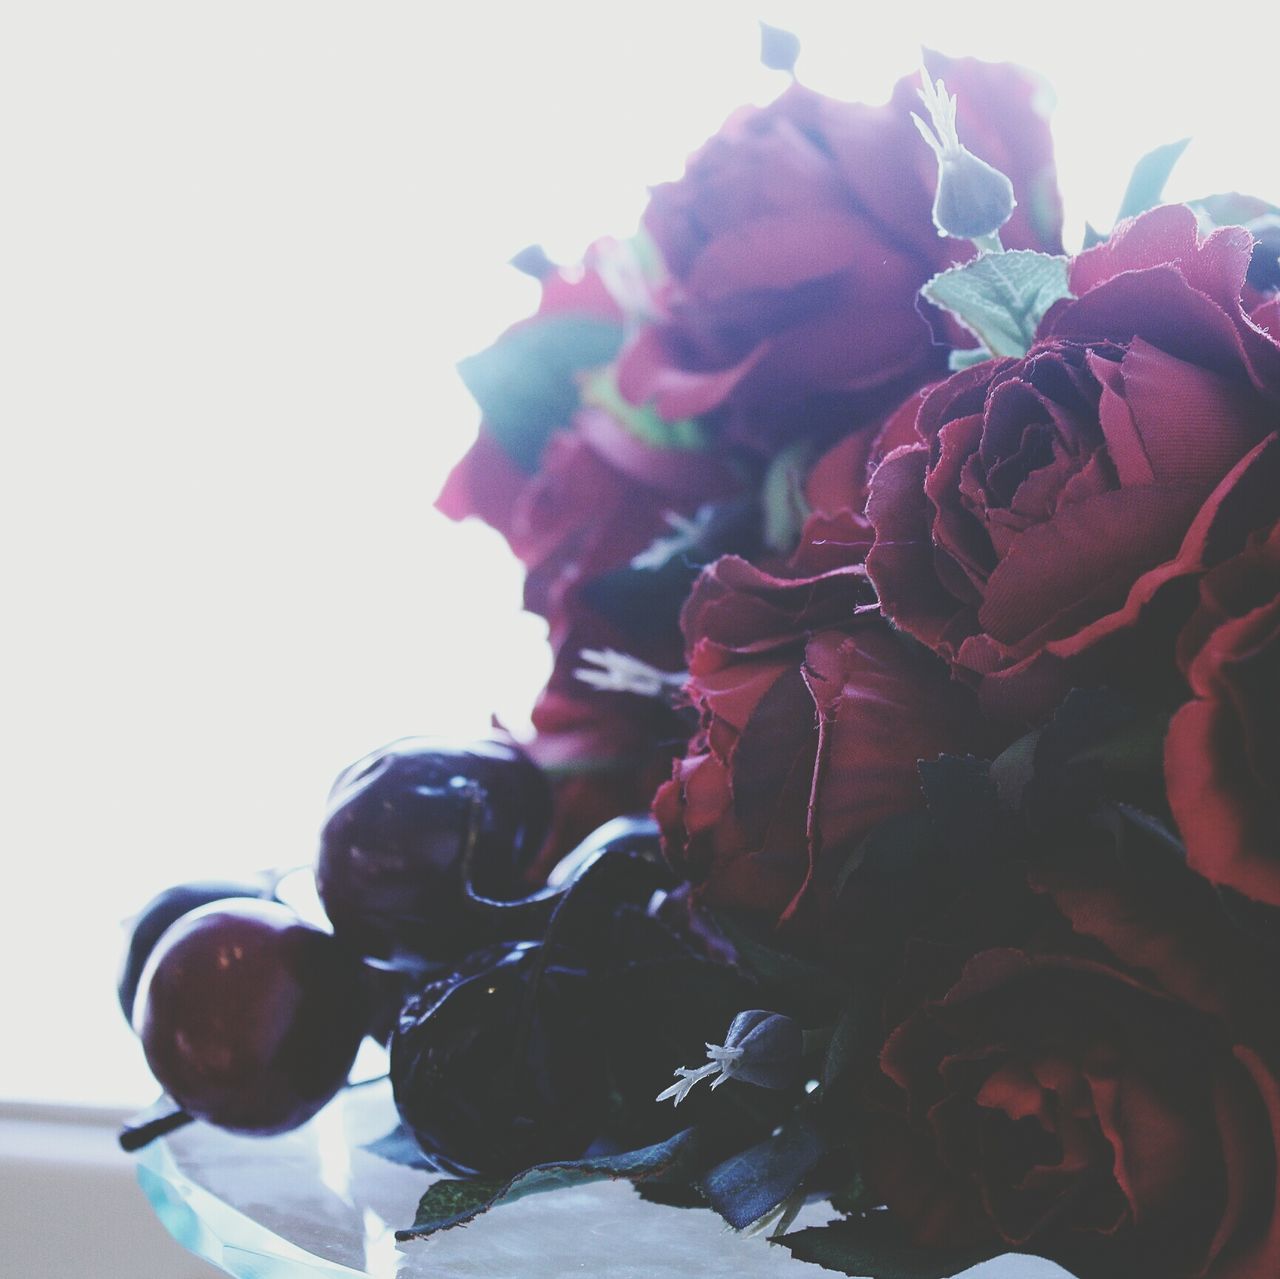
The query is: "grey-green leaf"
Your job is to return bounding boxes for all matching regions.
[457,314,623,472]
[698,1118,826,1230]
[1115,137,1190,224]
[922,251,1072,358]
[779,1218,1002,1278]
[396,1128,701,1241]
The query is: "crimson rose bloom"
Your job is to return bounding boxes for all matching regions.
[858,846,1280,1277]
[618,53,1063,454]
[1167,522,1280,907]
[654,555,986,925]
[868,204,1280,727]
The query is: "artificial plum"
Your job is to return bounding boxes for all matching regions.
[316,738,552,964]
[117,876,275,1022]
[135,899,370,1134]
[390,941,605,1176]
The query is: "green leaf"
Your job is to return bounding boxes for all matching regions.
[835,811,936,898]
[917,755,997,830]
[947,345,992,373]
[709,910,830,989]
[990,727,1041,811]
[580,367,711,452]
[396,1129,701,1240]
[457,314,623,472]
[762,440,815,554]
[922,250,1072,358]
[827,1174,876,1217]
[822,988,880,1089]
[634,1179,710,1209]
[1191,191,1280,230]
[1115,137,1190,223]
[698,1117,826,1230]
[779,1217,1001,1278]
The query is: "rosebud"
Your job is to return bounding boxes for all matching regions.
[655,1009,804,1106]
[913,71,1015,242]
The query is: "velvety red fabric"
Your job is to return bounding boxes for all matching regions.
[867,205,1280,728]
[618,53,1063,455]
[1166,522,1280,906]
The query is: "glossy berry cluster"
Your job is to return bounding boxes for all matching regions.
[120,738,765,1171]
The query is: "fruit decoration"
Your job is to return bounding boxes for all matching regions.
[120,28,1280,1279]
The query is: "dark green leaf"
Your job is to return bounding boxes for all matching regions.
[922,251,1072,358]
[698,1117,826,1230]
[759,22,801,73]
[827,1174,877,1217]
[634,1179,709,1208]
[1115,137,1190,223]
[396,1128,702,1240]
[710,910,831,989]
[835,811,935,898]
[1071,710,1170,775]
[457,314,623,472]
[779,1216,1001,1278]
[990,727,1041,811]
[917,754,998,834]
[822,989,879,1090]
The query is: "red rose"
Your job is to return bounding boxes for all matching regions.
[858,844,1280,1277]
[503,407,739,621]
[654,554,986,925]
[789,391,928,576]
[618,54,1062,454]
[867,204,1280,728]
[1166,522,1280,907]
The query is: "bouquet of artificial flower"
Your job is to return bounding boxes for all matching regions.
[122,33,1280,1279]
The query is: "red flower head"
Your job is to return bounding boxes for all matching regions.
[618,53,1063,454]
[868,204,1280,728]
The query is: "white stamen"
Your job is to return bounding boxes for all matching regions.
[574,648,686,699]
[912,70,962,160]
[630,507,716,571]
[655,1042,745,1106]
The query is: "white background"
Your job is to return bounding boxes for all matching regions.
[3,1,1280,1109]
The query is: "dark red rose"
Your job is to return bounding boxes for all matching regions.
[867,204,1280,728]
[790,391,927,576]
[617,53,1062,454]
[503,406,739,620]
[1166,522,1280,907]
[857,841,1280,1277]
[654,554,987,925]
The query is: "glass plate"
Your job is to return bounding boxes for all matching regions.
[134,1077,1067,1278]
